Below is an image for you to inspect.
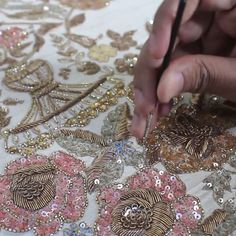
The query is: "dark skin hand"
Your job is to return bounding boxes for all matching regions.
[131,0,236,139]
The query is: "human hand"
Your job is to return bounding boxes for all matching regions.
[131,0,236,138]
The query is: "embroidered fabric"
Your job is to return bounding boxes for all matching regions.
[0,1,235,236]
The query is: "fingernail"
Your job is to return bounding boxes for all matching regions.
[131,114,146,139]
[158,72,184,103]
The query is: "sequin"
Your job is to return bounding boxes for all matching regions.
[95,168,203,236]
[63,222,94,236]
[0,151,87,235]
[146,105,236,173]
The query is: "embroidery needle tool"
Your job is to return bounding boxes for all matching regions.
[143,0,187,158]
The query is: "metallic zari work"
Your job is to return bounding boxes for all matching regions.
[95,168,204,236]
[56,103,130,157]
[88,44,117,62]
[65,79,126,127]
[145,105,236,173]
[60,0,110,10]
[107,30,137,51]
[3,59,126,156]
[202,150,236,205]
[86,140,144,192]
[0,151,87,235]
[0,106,11,130]
[115,53,138,75]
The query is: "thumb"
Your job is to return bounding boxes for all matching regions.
[157,55,236,103]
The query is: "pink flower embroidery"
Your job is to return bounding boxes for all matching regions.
[0,151,87,236]
[0,27,28,49]
[95,168,203,236]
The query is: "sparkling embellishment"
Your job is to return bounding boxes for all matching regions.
[63,222,94,236]
[95,168,203,236]
[146,105,236,173]
[0,151,87,235]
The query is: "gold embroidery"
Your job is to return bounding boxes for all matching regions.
[2,98,24,106]
[0,106,11,130]
[115,53,138,75]
[145,105,236,173]
[111,189,174,236]
[3,59,106,134]
[60,0,110,10]
[107,30,137,51]
[88,44,117,62]
[77,61,101,75]
[66,13,85,28]
[101,102,130,140]
[200,209,227,235]
[126,82,134,103]
[65,34,98,48]
[10,164,56,211]
[59,68,71,80]
[65,79,126,127]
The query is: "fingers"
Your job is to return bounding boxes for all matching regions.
[149,0,199,58]
[217,6,236,38]
[131,103,158,139]
[201,20,233,56]
[157,55,236,103]
[131,42,160,139]
[200,0,236,11]
[179,11,213,43]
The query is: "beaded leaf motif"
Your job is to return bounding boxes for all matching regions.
[56,103,130,157]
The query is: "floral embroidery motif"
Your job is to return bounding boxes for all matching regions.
[11,163,56,211]
[3,59,125,156]
[88,44,117,62]
[59,67,71,80]
[86,140,144,192]
[56,103,130,157]
[0,151,87,235]
[63,222,94,236]
[77,61,101,75]
[0,27,28,49]
[107,30,137,51]
[60,0,110,10]
[114,53,138,75]
[95,168,203,235]
[145,105,236,173]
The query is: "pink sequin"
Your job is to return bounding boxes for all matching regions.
[167,221,189,236]
[0,151,87,236]
[96,168,202,236]
[173,195,203,229]
[51,151,85,176]
[0,27,28,49]
[33,217,62,236]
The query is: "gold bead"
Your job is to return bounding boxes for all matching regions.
[99,104,107,112]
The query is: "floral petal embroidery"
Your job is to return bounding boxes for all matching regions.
[95,168,203,236]
[50,151,85,176]
[172,195,203,229]
[0,151,87,236]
